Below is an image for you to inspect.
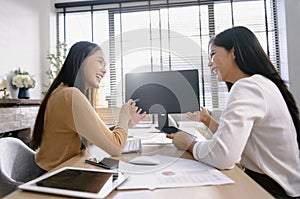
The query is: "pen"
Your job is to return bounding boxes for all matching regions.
[131,98,140,104]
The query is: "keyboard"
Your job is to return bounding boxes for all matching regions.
[122,138,142,154]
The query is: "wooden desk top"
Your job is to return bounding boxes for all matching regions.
[4,145,274,199]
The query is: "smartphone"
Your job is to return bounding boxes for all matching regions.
[85,157,119,170]
[161,126,197,139]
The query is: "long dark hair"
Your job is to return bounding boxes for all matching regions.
[30,41,101,150]
[213,26,300,148]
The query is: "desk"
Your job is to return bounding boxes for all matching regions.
[4,144,274,199]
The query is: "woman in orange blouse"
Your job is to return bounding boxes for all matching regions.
[31,41,146,171]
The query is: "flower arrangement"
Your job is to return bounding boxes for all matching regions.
[11,68,35,89]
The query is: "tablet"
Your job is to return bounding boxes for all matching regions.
[19,167,127,199]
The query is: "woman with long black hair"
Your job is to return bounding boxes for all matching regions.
[31,41,146,172]
[167,26,300,198]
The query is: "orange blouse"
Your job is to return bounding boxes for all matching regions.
[36,84,128,171]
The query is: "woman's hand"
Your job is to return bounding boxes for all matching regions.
[127,99,146,127]
[118,101,131,127]
[166,132,197,153]
[186,106,211,125]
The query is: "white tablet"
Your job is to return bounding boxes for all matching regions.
[19,166,127,199]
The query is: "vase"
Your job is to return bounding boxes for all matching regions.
[18,88,30,99]
[10,87,20,99]
[6,74,19,99]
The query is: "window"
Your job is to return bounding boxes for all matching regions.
[55,0,279,111]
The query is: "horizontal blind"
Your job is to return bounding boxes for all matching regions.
[55,0,279,110]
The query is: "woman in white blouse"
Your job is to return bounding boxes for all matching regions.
[167,26,300,199]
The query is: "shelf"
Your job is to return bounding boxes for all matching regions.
[0,98,40,107]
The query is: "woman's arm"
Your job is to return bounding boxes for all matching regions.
[169,79,266,169]
[71,89,131,156]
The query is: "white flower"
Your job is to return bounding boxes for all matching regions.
[11,68,35,89]
[12,75,24,88]
[23,75,34,88]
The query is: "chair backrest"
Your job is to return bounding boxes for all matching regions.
[0,137,41,197]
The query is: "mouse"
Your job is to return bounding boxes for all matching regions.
[129,156,160,165]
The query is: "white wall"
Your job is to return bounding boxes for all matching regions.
[0,0,42,99]
[0,0,299,106]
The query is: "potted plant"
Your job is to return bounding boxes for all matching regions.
[11,68,35,99]
[43,42,67,93]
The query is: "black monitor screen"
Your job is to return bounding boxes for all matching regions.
[125,69,200,114]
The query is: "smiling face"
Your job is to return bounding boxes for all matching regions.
[209,44,236,82]
[82,50,107,89]
[208,42,251,83]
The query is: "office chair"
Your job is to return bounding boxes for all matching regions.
[0,137,42,198]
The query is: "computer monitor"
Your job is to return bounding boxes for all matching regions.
[125,69,200,130]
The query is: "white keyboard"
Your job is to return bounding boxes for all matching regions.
[122,138,142,154]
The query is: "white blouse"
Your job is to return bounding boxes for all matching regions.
[193,74,300,197]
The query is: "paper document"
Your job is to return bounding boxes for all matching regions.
[131,122,154,128]
[128,128,172,145]
[118,155,234,190]
[128,127,205,144]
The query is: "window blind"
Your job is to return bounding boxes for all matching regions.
[55,0,280,110]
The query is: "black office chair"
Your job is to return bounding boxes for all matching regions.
[0,137,42,197]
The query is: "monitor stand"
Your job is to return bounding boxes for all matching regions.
[157,113,169,130]
[156,114,180,134]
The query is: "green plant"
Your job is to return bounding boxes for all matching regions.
[43,42,67,92]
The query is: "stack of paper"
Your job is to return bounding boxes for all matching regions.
[117,155,234,190]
